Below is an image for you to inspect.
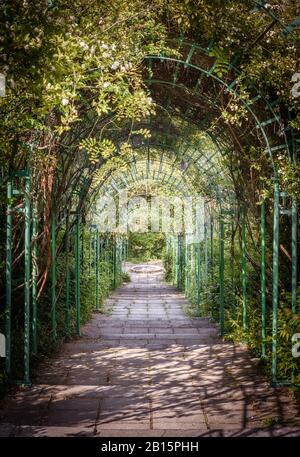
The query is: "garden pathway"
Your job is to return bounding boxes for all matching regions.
[0,262,299,437]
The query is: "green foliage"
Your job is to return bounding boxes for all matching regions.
[80,138,116,164]
[121,271,131,283]
[163,248,173,283]
[0,0,170,165]
[128,232,165,262]
[209,45,231,78]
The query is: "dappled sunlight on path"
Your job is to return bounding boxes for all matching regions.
[0,262,299,437]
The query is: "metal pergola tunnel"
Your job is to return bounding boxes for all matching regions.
[0,0,299,440]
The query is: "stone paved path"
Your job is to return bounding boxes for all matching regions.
[0,262,300,437]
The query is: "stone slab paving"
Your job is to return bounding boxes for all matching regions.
[0,261,300,437]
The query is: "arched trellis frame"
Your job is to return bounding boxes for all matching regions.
[3,3,299,385]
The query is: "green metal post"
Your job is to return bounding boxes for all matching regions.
[95,228,99,310]
[105,237,108,265]
[89,233,92,275]
[210,216,214,318]
[81,226,84,270]
[185,236,188,292]
[5,179,12,374]
[116,237,119,287]
[65,212,70,334]
[193,243,197,294]
[197,243,201,312]
[210,217,214,272]
[219,212,225,336]
[32,201,38,355]
[113,237,117,289]
[24,174,31,384]
[291,198,297,314]
[204,222,208,288]
[51,211,57,339]
[173,239,176,285]
[75,213,81,336]
[118,238,121,285]
[177,235,181,289]
[230,219,236,315]
[272,180,280,384]
[261,201,267,358]
[241,209,247,330]
[185,242,188,294]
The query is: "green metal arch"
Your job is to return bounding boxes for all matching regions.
[145,54,292,177]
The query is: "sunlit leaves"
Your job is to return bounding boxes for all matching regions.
[208,45,230,78]
[79,137,116,164]
[132,128,151,139]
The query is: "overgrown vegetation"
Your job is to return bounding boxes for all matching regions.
[0,0,299,405]
[127,232,165,263]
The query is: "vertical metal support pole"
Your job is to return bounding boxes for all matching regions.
[89,233,92,275]
[113,236,117,289]
[95,228,99,310]
[51,211,57,339]
[176,235,180,289]
[81,226,84,270]
[204,223,208,288]
[116,237,119,287]
[65,212,70,333]
[210,216,214,318]
[177,235,181,289]
[24,174,31,384]
[32,201,38,355]
[197,243,201,312]
[261,201,267,358]
[105,237,108,265]
[180,235,183,289]
[241,209,247,330]
[173,239,176,285]
[185,242,189,294]
[185,236,188,292]
[219,212,225,336]
[272,180,280,384]
[75,213,81,336]
[210,216,214,272]
[119,238,121,284]
[230,219,236,315]
[291,198,297,314]
[193,243,197,296]
[119,238,123,283]
[5,179,12,374]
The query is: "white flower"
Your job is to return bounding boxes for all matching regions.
[111,44,116,51]
[124,63,133,71]
[62,98,69,106]
[103,81,111,88]
[111,61,120,70]
[101,43,109,50]
[79,41,89,51]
